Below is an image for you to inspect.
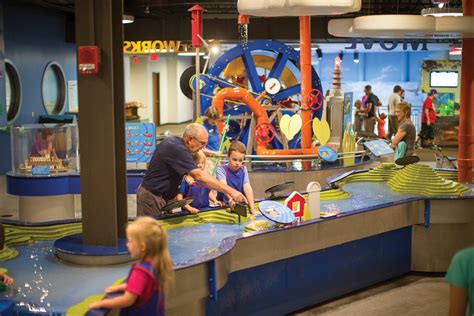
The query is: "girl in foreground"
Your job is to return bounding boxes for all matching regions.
[89,217,174,315]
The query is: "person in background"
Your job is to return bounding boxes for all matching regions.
[137,123,247,217]
[391,102,416,160]
[89,217,174,315]
[361,85,379,134]
[353,99,365,133]
[400,89,406,101]
[376,112,387,139]
[217,141,258,215]
[201,107,223,157]
[419,89,438,149]
[30,128,57,158]
[177,150,223,214]
[446,246,474,316]
[387,85,402,140]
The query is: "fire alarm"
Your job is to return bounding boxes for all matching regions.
[78,46,99,74]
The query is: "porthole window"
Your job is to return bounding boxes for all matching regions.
[42,62,66,114]
[5,60,21,122]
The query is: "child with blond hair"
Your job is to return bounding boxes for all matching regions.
[177,150,223,214]
[89,217,174,315]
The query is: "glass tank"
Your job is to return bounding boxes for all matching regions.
[10,124,79,176]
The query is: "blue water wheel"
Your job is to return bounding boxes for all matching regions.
[199,40,323,146]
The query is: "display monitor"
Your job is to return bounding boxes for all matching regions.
[430,71,459,88]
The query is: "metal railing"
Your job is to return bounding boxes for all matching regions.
[213,150,369,171]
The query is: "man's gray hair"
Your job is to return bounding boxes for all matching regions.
[183,123,208,139]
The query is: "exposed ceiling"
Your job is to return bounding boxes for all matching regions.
[13,0,465,42]
[15,0,464,19]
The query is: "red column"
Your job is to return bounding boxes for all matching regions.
[458,0,474,183]
[299,16,312,149]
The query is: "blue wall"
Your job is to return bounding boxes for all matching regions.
[315,50,448,108]
[0,3,77,173]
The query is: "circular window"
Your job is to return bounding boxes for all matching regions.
[5,60,21,122]
[42,62,66,114]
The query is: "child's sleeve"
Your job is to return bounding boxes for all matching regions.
[243,166,250,184]
[216,166,226,182]
[125,268,149,297]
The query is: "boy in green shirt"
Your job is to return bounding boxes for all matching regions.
[446,247,474,316]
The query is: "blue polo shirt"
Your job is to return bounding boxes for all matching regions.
[142,136,197,200]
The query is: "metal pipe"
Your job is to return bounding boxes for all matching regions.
[299,16,312,150]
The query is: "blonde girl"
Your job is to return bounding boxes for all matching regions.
[89,217,174,315]
[177,150,223,214]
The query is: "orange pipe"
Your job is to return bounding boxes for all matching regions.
[212,87,269,152]
[238,14,249,25]
[211,87,320,157]
[299,16,312,150]
[458,0,474,183]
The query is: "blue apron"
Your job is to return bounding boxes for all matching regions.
[120,260,163,316]
[217,165,245,203]
[187,181,210,209]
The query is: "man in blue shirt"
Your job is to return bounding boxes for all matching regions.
[137,123,247,217]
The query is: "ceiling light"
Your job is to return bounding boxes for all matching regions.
[211,46,220,55]
[353,51,360,63]
[122,15,134,24]
[316,48,323,60]
[338,50,344,62]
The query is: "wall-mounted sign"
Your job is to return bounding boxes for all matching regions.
[123,40,193,55]
[125,123,156,163]
[345,38,428,51]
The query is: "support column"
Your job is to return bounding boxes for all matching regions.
[458,0,474,183]
[75,0,127,246]
[299,16,312,150]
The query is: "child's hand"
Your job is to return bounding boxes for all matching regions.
[105,285,121,294]
[187,207,199,214]
[89,301,103,310]
[1,274,13,286]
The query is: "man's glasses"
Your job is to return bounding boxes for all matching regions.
[192,136,207,146]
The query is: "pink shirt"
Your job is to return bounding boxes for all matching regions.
[30,139,47,157]
[126,263,157,306]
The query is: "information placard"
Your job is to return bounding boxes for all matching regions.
[125,123,156,163]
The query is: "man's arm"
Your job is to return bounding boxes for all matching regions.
[365,102,373,114]
[189,168,248,204]
[425,108,431,125]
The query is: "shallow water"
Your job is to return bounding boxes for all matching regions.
[0,182,472,313]
[0,223,246,314]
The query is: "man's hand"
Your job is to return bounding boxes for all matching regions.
[229,189,248,204]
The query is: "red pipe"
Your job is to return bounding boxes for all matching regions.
[211,87,319,156]
[299,16,312,150]
[458,0,474,183]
